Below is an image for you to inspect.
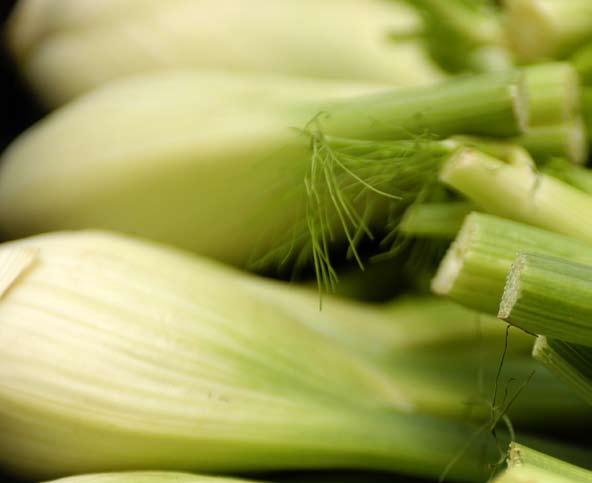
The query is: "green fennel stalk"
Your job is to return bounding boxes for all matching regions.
[533,337,592,406]
[493,442,592,482]
[522,63,581,126]
[242,276,591,427]
[572,43,592,85]
[541,157,592,194]
[432,215,592,409]
[513,119,588,164]
[499,253,592,346]
[0,70,526,286]
[439,148,592,244]
[432,212,592,314]
[399,202,474,239]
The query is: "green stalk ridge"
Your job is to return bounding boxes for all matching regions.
[542,157,592,194]
[523,63,581,126]
[499,253,592,346]
[439,148,592,246]
[572,43,592,85]
[533,336,592,406]
[318,70,528,139]
[514,119,589,164]
[400,201,474,238]
[432,212,592,314]
[448,136,534,167]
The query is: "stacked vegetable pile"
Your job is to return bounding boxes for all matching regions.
[1,1,592,482]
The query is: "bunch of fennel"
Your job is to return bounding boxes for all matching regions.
[0,69,527,287]
[2,2,592,482]
[0,230,531,482]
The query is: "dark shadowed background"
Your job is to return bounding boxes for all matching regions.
[1,1,43,154]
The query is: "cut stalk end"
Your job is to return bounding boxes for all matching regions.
[432,212,592,316]
[532,335,550,360]
[507,442,524,468]
[498,254,526,321]
[500,254,592,345]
